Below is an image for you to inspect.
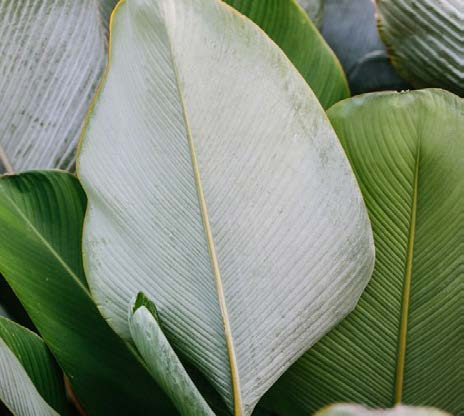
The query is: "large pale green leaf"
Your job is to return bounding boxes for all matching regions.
[264,89,463,415]
[77,0,374,415]
[224,0,348,108]
[315,404,451,416]
[320,0,410,94]
[0,317,65,415]
[129,293,215,416]
[0,172,176,415]
[376,0,463,95]
[0,0,106,172]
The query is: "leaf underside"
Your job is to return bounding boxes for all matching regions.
[78,0,374,414]
[0,0,106,172]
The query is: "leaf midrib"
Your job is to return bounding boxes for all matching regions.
[2,188,91,298]
[1,178,156,379]
[395,141,421,403]
[161,11,243,415]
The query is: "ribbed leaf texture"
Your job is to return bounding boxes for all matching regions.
[0,0,106,172]
[0,317,65,415]
[77,0,374,414]
[376,0,464,95]
[0,172,176,415]
[264,89,463,415]
[224,0,348,108]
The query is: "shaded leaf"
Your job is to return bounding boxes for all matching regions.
[376,0,463,95]
[0,171,176,415]
[0,317,65,415]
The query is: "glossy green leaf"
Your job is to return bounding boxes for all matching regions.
[78,0,374,415]
[376,0,463,95]
[320,0,410,95]
[0,317,65,415]
[224,0,349,108]
[296,0,324,27]
[0,171,176,415]
[315,404,451,416]
[265,89,463,415]
[0,0,106,172]
[129,293,215,416]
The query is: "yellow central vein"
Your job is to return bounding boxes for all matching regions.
[395,144,421,403]
[164,22,243,416]
[1,186,92,299]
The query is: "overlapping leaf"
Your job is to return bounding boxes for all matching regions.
[320,0,410,94]
[0,172,176,415]
[376,0,464,95]
[78,0,374,414]
[0,317,65,415]
[224,0,349,108]
[0,0,106,172]
[265,89,463,415]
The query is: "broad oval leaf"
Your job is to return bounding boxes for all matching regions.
[224,0,349,108]
[0,317,64,415]
[320,0,410,95]
[0,172,176,415]
[77,0,374,415]
[376,0,464,95]
[264,89,463,415]
[0,0,106,172]
[315,404,451,416]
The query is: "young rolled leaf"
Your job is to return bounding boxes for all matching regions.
[0,172,176,415]
[0,317,65,415]
[315,404,451,416]
[78,0,374,415]
[0,0,106,172]
[265,89,463,415]
[224,0,349,108]
[320,0,410,95]
[376,0,463,95]
[129,293,215,416]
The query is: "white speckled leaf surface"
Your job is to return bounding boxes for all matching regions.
[78,0,375,414]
